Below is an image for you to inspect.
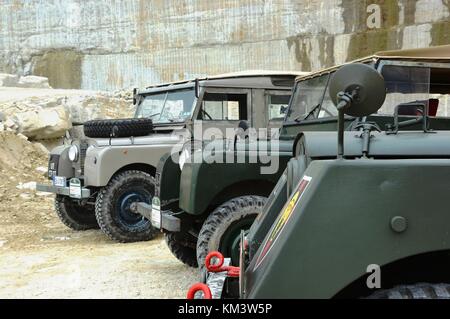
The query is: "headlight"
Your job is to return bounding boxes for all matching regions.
[178,148,191,170]
[68,145,79,162]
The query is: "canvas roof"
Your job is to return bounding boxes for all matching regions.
[296,44,450,82]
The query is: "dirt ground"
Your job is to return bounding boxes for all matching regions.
[0,132,198,299]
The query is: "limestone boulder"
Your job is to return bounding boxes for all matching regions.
[0,73,19,87]
[11,105,71,139]
[17,75,51,89]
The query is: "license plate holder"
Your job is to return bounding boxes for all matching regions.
[205,258,231,299]
[53,176,66,187]
[69,178,82,199]
[151,198,161,229]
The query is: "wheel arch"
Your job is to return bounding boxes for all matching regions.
[114,163,156,179]
[334,249,450,298]
[199,179,274,218]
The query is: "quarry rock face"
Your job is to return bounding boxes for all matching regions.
[0,0,449,91]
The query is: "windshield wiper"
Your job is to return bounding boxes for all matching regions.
[293,103,320,122]
[148,112,161,118]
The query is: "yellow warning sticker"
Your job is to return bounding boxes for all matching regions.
[254,175,312,270]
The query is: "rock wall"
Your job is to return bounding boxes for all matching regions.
[0,0,449,91]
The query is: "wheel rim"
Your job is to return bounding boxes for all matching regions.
[218,216,255,265]
[115,189,152,229]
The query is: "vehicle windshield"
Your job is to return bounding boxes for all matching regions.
[135,88,196,123]
[286,62,450,122]
[378,64,450,117]
[285,75,334,122]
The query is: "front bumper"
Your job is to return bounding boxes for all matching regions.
[36,183,91,199]
[133,201,181,232]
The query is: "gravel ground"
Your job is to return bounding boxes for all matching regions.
[0,132,198,299]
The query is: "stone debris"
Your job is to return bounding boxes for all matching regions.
[19,193,32,200]
[35,166,48,175]
[36,192,52,197]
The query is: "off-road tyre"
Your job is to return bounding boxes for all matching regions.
[83,118,153,138]
[95,170,157,242]
[55,195,98,230]
[165,232,198,268]
[197,195,267,269]
[367,283,450,299]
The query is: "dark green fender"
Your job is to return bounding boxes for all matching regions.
[179,142,294,215]
[245,159,450,298]
[156,152,181,207]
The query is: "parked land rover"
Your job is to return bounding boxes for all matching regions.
[189,45,450,299]
[36,71,302,242]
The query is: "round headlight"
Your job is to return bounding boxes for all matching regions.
[68,145,79,162]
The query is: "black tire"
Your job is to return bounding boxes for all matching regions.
[367,283,450,299]
[54,195,98,230]
[165,232,198,268]
[197,195,267,269]
[83,118,153,138]
[95,170,157,242]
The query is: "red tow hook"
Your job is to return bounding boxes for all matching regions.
[186,283,212,299]
[205,251,240,277]
[186,251,241,299]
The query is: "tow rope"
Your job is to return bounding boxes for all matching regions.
[186,283,212,299]
[186,251,240,299]
[205,251,240,277]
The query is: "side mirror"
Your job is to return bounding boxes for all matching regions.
[328,64,386,159]
[238,120,249,132]
[234,120,250,148]
[329,63,386,117]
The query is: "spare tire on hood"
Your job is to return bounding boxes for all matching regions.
[83,118,153,138]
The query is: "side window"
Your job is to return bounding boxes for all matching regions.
[267,94,291,121]
[200,93,248,121]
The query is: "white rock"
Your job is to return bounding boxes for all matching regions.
[17,75,51,89]
[0,240,7,248]
[36,191,52,197]
[19,193,32,199]
[4,118,18,130]
[36,166,48,175]
[54,236,70,241]
[17,133,28,141]
[16,181,37,191]
[13,105,71,139]
[0,73,19,87]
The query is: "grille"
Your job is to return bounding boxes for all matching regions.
[155,172,161,197]
[79,142,88,173]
